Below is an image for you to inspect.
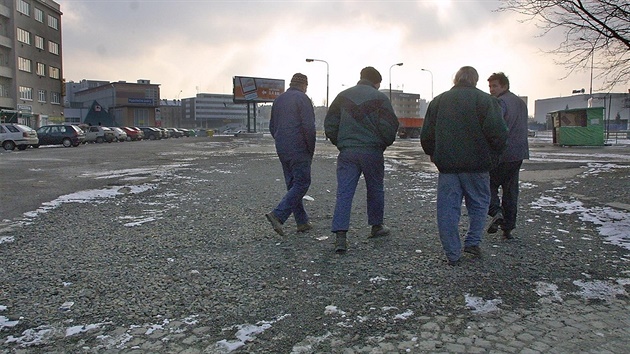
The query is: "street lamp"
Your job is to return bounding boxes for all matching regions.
[421,68,433,100]
[306,58,329,108]
[579,37,594,96]
[389,63,403,101]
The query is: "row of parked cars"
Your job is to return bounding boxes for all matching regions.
[0,123,196,150]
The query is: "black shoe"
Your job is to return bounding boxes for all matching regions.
[369,224,390,238]
[503,229,513,240]
[464,245,481,257]
[265,212,285,236]
[486,212,504,234]
[296,222,313,233]
[447,258,461,266]
[335,231,347,254]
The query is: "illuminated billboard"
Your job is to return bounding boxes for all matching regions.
[233,76,285,103]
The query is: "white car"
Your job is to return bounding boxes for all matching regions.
[110,127,128,142]
[84,126,116,143]
[0,123,39,150]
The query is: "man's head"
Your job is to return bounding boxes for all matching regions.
[290,73,308,92]
[487,72,509,97]
[453,66,479,87]
[360,66,382,88]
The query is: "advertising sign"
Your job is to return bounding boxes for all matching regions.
[233,76,285,103]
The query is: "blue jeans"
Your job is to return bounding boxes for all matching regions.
[331,150,384,232]
[437,172,490,262]
[272,153,312,225]
[489,160,523,231]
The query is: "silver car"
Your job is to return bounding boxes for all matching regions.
[0,123,39,150]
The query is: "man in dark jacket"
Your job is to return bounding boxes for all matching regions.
[486,72,530,239]
[420,66,508,265]
[325,67,399,254]
[265,73,316,236]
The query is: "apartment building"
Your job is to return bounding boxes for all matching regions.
[181,93,249,131]
[0,0,63,126]
[381,89,427,118]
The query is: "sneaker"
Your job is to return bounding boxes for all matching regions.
[486,212,504,234]
[265,212,285,236]
[369,224,390,238]
[503,229,513,240]
[296,223,313,233]
[463,245,481,257]
[334,231,347,254]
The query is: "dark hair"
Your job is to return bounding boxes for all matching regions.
[453,66,479,86]
[488,72,510,89]
[360,66,382,85]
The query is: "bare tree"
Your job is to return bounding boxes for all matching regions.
[497,0,629,93]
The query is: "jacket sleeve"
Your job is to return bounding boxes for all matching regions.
[269,103,277,139]
[482,97,508,154]
[324,97,341,146]
[299,95,316,155]
[378,97,399,148]
[420,100,437,156]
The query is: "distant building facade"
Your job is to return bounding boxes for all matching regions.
[0,0,63,126]
[181,93,249,131]
[535,92,630,130]
[67,79,161,127]
[380,89,427,118]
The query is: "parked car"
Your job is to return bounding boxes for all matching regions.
[122,126,143,141]
[157,127,170,139]
[110,127,128,142]
[166,128,184,138]
[85,126,116,143]
[34,125,85,147]
[0,123,39,151]
[137,127,162,140]
[528,129,536,137]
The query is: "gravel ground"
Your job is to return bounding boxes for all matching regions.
[0,136,629,353]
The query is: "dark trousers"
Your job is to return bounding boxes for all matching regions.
[488,160,523,231]
[331,150,385,232]
[273,153,312,225]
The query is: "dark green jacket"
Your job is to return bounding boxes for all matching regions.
[325,80,399,153]
[420,84,508,173]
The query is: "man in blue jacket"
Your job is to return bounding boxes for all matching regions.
[325,67,399,254]
[265,73,316,236]
[421,66,508,265]
[486,72,530,240]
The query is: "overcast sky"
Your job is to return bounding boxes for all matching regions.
[58,0,602,113]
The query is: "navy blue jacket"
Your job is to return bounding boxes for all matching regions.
[270,87,316,156]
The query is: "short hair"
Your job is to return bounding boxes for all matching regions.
[487,72,510,89]
[453,66,479,86]
[360,66,382,85]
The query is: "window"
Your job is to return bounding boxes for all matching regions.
[19,86,33,100]
[35,36,44,50]
[34,8,43,22]
[49,66,60,79]
[51,92,61,104]
[17,28,30,45]
[47,15,59,30]
[48,41,59,55]
[36,62,45,76]
[17,0,30,16]
[18,57,32,72]
[38,89,46,102]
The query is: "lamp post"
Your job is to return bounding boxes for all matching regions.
[389,63,403,101]
[579,37,594,96]
[306,58,329,108]
[421,68,433,100]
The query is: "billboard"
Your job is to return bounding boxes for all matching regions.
[233,76,285,103]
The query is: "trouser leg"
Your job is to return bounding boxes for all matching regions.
[362,152,385,226]
[437,173,464,262]
[331,152,361,232]
[501,160,522,231]
[462,172,491,247]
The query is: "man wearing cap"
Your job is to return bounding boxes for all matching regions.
[324,66,399,253]
[265,73,316,236]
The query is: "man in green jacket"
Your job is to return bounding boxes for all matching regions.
[325,66,399,254]
[420,66,508,265]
